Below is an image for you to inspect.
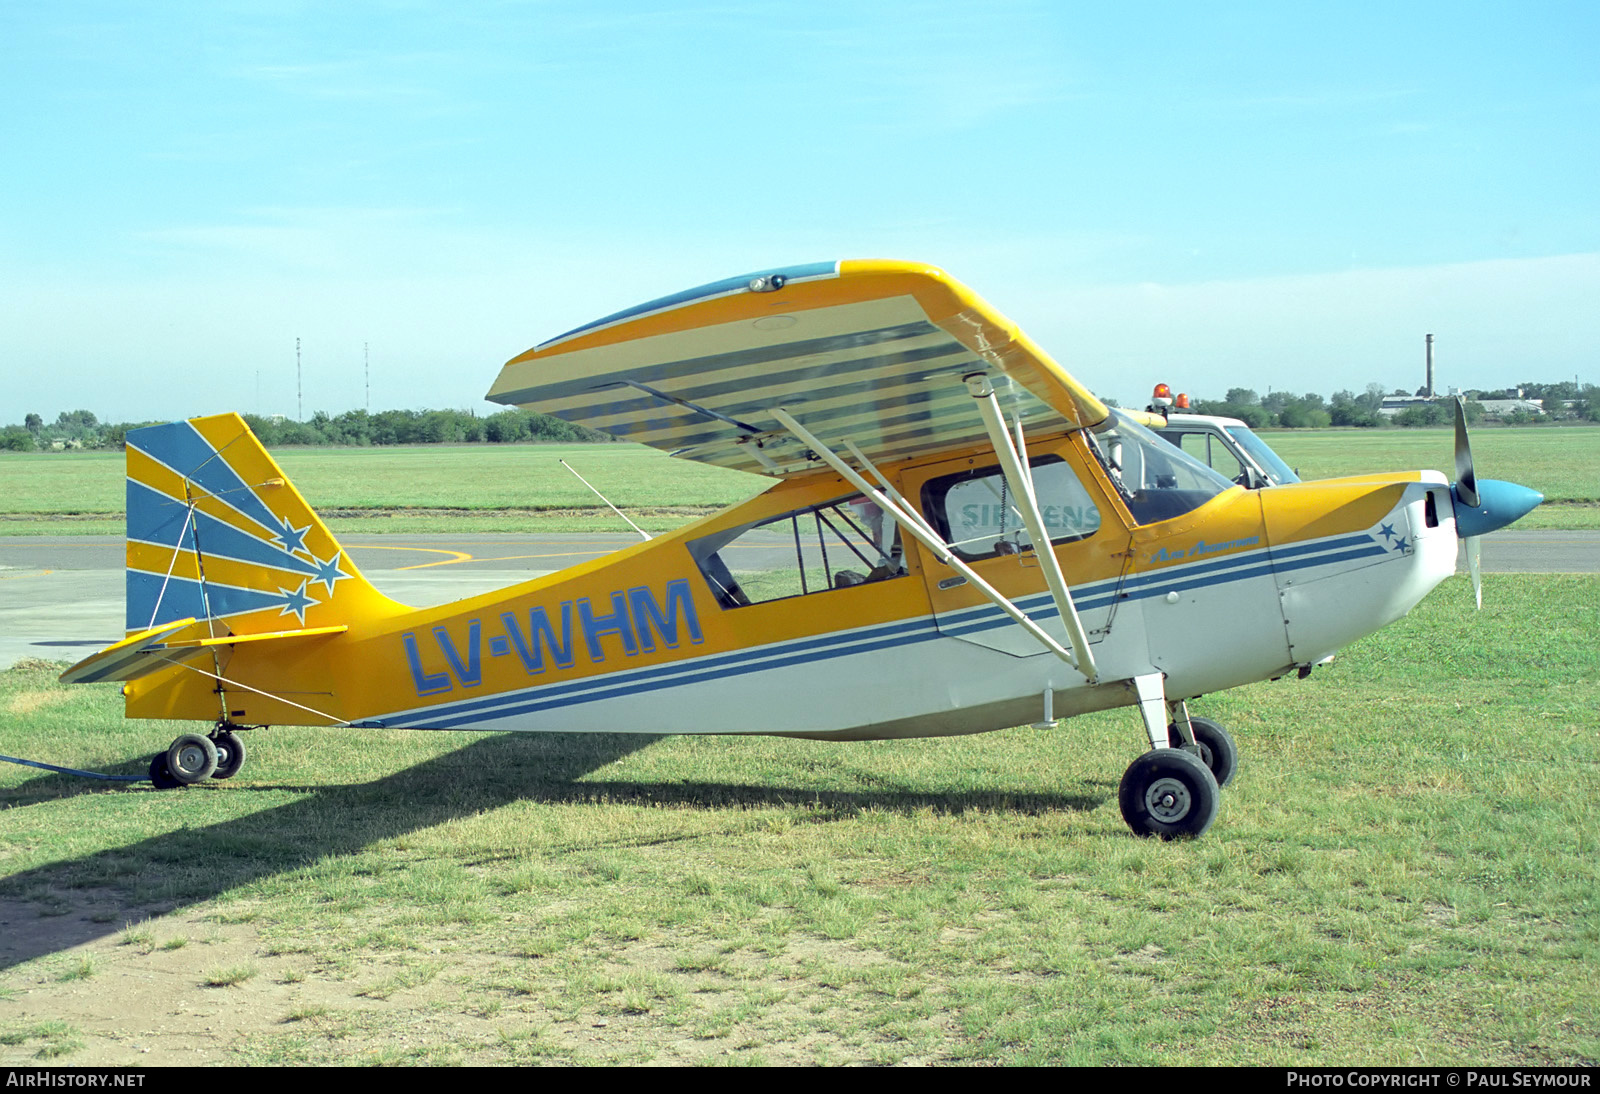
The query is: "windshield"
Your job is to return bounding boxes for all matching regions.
[1226,426,1300,484]
[1088,410,1235,525]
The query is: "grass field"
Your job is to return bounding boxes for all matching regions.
[1266,426,1600,506]
[0,443,769,535]
[1,574,1596,1065]
[2,426,1596,535]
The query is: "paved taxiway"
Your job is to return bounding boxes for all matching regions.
[2,531,1595,669]
[0,533,639,670]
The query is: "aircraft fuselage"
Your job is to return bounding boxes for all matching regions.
[123,428,1458,742]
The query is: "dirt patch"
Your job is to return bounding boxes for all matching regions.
[4,690,73,716]
[0,895,318,1066]
[3,659,66,674]
[0,891,941,1066]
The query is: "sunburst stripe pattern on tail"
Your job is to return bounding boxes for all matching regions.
[122,413,387,634]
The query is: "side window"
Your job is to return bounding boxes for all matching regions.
[921,456,1100,562]
[1198,433,1246,480]
[687,495,907,609]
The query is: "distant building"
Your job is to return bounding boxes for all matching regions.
[1377,393,1543,420]
[1377,395,1436,418]
[1474,398,1544,419]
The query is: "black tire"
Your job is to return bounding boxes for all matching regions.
[148,753,182,790]
[165,733,218,784]
[211,731,246,780]
[1167,716,1238,788]
[1118,748,1220,840]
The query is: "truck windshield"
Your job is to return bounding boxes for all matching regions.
[1226,426,1300,484]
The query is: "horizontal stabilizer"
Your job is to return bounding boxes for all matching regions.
[60,620,349,685]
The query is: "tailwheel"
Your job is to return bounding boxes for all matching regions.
[1167,715,1238,788]
[164,733,218,785]
[1118,748,1220,840]
[210,731,247,780]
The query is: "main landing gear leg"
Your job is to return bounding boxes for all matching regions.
[1118,673,1220,839]
[1132,673,1169,750]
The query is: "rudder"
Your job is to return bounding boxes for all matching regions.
[124,414,392,636]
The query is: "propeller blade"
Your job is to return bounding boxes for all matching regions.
[1466,535,1482,611]
[1447,396,1541,610]
[1453,397,1479,509]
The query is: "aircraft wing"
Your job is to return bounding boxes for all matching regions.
[487,259,1110,476]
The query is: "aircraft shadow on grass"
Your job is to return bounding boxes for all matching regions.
[0,733,1102,971]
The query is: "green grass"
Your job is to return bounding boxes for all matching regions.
[0,1021,84,1060]
[57,956,95,982]
[0,443,765,517]
[3,426,1597,535]
[202,963,258,987]
[0,574,1596,1064]
[1266,424,1600,503]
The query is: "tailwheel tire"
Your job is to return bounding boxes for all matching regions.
[210,731,247,780]
[165,734,218,784]
[148,754,182,790]
[1167,716,1238,788]
[1119,748,1220,840]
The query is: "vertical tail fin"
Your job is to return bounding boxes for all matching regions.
[125,413,393,636]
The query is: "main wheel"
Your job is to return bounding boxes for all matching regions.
[148,753,182,790]
[211,731,247,780]
[1119,748,1220,840]
[1167,716,1238,788]
[165,734,218,784]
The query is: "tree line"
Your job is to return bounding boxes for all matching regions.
[0,407,615,452]
[1167,380,1599,430]
[4,379,1598,452]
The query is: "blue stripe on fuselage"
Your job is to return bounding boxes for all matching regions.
[378,533,1390,730]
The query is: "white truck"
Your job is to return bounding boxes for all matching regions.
[1134,385,1300,489]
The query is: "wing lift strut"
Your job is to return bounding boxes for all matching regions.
[767,372,1098,683]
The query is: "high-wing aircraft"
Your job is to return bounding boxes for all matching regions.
[61,260,1543,838]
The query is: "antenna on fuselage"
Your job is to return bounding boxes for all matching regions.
[558,459,652,541]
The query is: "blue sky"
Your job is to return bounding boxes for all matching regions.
[4,1,1596,422]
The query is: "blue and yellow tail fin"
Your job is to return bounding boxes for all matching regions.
[122,413,390,635]
[62,413,394,692]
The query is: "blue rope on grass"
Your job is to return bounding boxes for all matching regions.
[0,753,148,783]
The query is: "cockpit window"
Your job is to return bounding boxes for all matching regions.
[687,495,907,609]
[1088,410,1234,525]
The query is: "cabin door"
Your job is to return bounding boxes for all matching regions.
[902,447,1124,657]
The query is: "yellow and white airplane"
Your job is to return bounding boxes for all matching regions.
[61,260,1542,838]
